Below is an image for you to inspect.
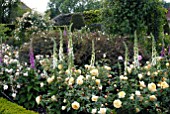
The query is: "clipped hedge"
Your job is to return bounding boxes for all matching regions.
[0,97,38,114]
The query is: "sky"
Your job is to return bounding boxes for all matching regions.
[21,0,170,14]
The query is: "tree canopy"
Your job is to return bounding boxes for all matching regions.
[46,0,102,19]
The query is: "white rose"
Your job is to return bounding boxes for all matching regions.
[113,99,122,108]
[91,109,97,114]
[118,91,126,98]
[71,101,80,110]
[91,95,99,102]
[148,83,157,92]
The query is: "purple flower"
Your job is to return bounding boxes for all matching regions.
[168,45,170,55]
[29,47,35,69]
[138,55,142,61]
[161,46,165,57]
[63,29,67,36]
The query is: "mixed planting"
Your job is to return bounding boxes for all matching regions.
[0,0,170,114]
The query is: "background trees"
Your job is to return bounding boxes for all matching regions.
[102,0,167,40]
[46,0,102,19]
[0,0,30,24]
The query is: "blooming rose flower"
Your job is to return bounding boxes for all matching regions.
[51,95,57,101]
[139,81,146,88]
[3,84,8,90]
[35,95,41,105]
[58,64,63,70]
[91,109,97,114]
[90,69,99,76]
[104,66,111,71]
[68,77,74,85]
[91,95,99,102]
[71,101,80,110]
[47,75,55,84]
[98,108,107,114]
[138,74,143,80]
[95,79,101,85]
[118,91,126,98]
[135,90,141,96]
[149,95,157,101]
[76,77,83,85]
[113,99,122,108]
[160,81,169,89]
[61,106,66,110]
[148,83,157,92]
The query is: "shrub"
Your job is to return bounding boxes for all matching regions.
[0,97,38,114]
[71,13,85,30]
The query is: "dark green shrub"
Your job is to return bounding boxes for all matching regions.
[19,30,150,67]
[71,13,85,30]
[0,97,38,114]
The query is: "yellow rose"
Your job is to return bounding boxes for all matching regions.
[118,91,126,98]
[68,77,74,85]
[148,83,157,92]
[91,95,99,102]
[113,99,122,108]
[95,79,101,85]
[71,101,80,110]
[160,81,169,89]
[90,69,99,76]
[149,95,157,101]
[58,64,63,70]
[47,75,55,84]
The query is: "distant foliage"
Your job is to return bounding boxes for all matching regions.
[102,0,167,39]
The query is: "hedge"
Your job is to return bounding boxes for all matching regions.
[0,97,38,114]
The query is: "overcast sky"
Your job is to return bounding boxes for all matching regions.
[21,0,170,13]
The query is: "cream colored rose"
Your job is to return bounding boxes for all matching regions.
[76,77,83,85]
[113,99,122,108]
[104,66,111,71]
[58,64,63,70]
[98,108,107,114]
[47,75,55,84]
[91,95,99,102]
[68,77,74,85]
[149,95,157,101]
[71,101,80,110]
[51,95,57,101]
[35,95,41,105]
[135,90,141,96]
[90,69,99,76]
[95,79,101,85]
[61,106,66,110]
[91,109,97,114]
[118,91,126,98]
[166,62,169,67]
[76,69,81,74]
[136,108,140,113]
[139,81,146,88]
[148,83,157,92]
[138,74,143,80]
[160,81,169,89]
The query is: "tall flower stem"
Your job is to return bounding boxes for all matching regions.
[59,28,64,62]
[133,31,139,68]
[90,39,95,67]
[29,39,35,69]
[68,23,74,77]
[52,38,58,69]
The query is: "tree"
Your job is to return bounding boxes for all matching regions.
[45,0,102,19]
[102,0,167,40]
